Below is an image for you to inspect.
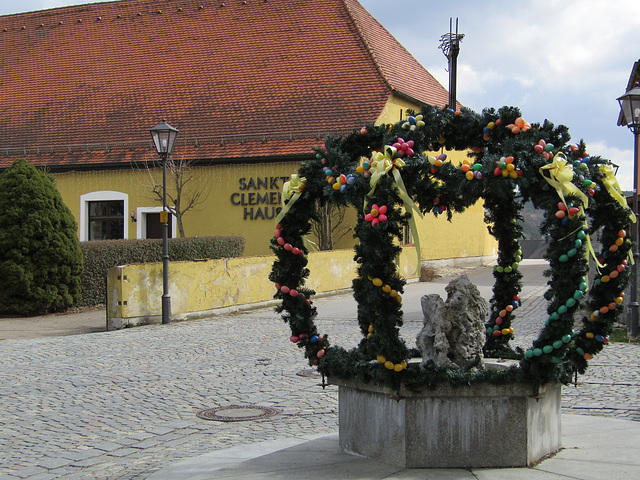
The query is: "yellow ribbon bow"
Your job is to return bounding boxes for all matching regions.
[275,174,306,224]
[540,153,601,269]
[539,153,588,209]
[367,146,423,275]
[599,164,636,223]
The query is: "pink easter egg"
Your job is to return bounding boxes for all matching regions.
[378,214,387,222]
[365,213,373,222]
[378,205,387,214]
[305,299,311,306]
[274,283,281,290]
[292,247,301,255]
[299,333,307,339]
[558,202,567,211]
[392,142,401,150]
[405,148,414,156]
[317,350,325,358]
[290,336,299,343]
[290,289,299,297]
[371,218,380,226]
[364,171,371,178]
[284,243,293,251]
[407,140,414,148]
[280,285,290,294]
[277,236,285,245]
[274,229,281,237]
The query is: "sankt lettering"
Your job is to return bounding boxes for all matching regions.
[230,176,287,220]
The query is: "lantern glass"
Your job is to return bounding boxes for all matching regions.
[150,120,179,155]
[617,86,640,129]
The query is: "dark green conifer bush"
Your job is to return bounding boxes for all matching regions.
[0,159,83,315]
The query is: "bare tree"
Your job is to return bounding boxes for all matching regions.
[312,201,354,250]
[140,156,210,238]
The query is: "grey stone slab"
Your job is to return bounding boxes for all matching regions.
[537,458,639,480]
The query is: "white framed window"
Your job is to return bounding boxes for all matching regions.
[80,191,129,241]
[136,206,177,239]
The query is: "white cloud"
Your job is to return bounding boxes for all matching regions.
[586,140,635,191]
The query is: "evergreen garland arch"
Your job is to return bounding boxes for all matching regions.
[269,105,635,389]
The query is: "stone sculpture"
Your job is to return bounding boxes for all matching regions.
[416,275,489,370]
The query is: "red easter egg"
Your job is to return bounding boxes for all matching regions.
[555,210,565,219]
[407,140,415,148]
[492,330,501,337]
[290,336,299,343]
[280,286,290,294]
[305,299,311,306]
[568,207,579,216]
[299,333,307,339]
[274,283,281,290]
[378,214,387,222]
[558,202,566,211]
[292,247,301,255]
[534,145,544,153]
[371,218,380,226]
[312,359,319,366]
[494,167,502,176]
[378,205,388,214]
[365,213,373,222]
[274,229,281,237]
[284,243,293,251]
[277,236,285,245]
[316,349,325,358]
[290,289,299,297]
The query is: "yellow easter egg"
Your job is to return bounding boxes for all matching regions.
[372,278,383,287]
[377,355,386,363]
[382,285,391,293]
[586,332,595,339]
[393,364,403,372]
[332,182,341,190]
[396,295,402,303]
[465,171,474,180]
[368,324,374,333]
[384,361,395,370]
[367,333,372,339]
[389,289,398,297]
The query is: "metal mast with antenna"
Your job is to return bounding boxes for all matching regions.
[439,18,464,110]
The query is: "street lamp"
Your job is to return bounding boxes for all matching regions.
[617,86,640,338]
[150,119,179,325]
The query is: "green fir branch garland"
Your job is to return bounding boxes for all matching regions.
[269,105,635,389]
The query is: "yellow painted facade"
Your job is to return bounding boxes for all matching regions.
[52,94,496,260]
[106,247,419,328]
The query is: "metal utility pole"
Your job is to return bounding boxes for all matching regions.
[439,18,464,110]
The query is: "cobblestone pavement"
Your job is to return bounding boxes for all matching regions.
[1,277,639,479]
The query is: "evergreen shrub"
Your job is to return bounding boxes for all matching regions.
[0,159,83,315]
[79,236,245,306]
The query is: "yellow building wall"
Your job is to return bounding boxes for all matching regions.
[52,93,496,261]
[106,247,419,328]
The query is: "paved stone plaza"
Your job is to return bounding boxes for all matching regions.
[1,271,639,479]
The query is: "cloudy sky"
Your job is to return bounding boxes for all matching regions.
[3,0,639,189]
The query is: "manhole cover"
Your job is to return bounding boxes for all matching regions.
[196,405,280,422]
[296,369,321,378]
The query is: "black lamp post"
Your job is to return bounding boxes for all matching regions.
[150,119,179,325]
[617,86,640,338]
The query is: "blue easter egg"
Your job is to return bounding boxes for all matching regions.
[340,185,346,193]
[310,335,319,343]
[409,116,417,125]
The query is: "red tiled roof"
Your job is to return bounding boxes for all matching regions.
[0,0,450,170]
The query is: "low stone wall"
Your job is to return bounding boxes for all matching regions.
[330,376,561,468]
[106,246,421,330]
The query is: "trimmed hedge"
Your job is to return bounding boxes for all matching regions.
[79,236,245,307]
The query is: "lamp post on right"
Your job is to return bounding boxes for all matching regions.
[617,86,640,338]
